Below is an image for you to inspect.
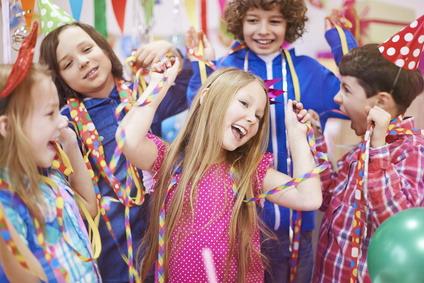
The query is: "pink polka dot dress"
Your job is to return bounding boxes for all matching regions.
[148,134,273,282]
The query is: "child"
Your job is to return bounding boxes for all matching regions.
[185,0,357,281]
[312,43,424,283]
[39,22,191,282]
[0,24,100,282]
[118,63,323,282]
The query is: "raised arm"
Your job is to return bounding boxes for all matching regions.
[263,100,322,210]
[59,125,97,217]
[118,59,180,171]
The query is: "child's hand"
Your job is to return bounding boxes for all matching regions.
[58,119,78,150]
[185,27,215,62]
[325,9,352,31]
[308,109,322,136]
[366,105,391,147]
[285,100,310,139]
[134,40,180,69]
[149,56,181,88]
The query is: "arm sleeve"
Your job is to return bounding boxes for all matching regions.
[186,60,216,105]
[325,27,358,65]
[366,141,424,228]
[151,57,193,136]
[145,132,168,180]
[314,134,349,212]
[0,193,28,246]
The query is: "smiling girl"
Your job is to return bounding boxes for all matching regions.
[118,66,322,282]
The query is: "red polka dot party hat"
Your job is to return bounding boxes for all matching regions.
[378,14,424,71]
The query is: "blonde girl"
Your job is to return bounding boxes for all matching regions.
[119,64,321,282]
[0,51,99,282]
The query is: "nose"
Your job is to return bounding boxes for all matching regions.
[258,20,269,34]
[246,111,257,124]
[334,91,342,105]
[77,55,89,69]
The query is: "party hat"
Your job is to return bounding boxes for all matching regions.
[378,15,424,71]
[37,0,74,35]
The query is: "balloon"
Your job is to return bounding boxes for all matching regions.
[367,207,424,283]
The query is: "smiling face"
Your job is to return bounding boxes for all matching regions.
[242,6,287,56]
[221,80,267,151]
[56,26,114,98]
[24,76,68,168]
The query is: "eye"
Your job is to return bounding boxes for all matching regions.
[239,100,248,107]
[255,114,262,120]
[63,60,73,70]
[270,19,283,25]
[342,85,350,94]
[83,46,92,53]
[245,18,258,24]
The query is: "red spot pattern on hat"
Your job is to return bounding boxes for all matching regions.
[378,14,424,71]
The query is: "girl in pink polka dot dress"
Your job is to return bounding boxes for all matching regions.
[119,63,322,282]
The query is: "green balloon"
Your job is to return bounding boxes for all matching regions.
[367,207,424,283]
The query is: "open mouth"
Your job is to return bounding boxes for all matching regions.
[83,66,99,79]
[231,124,247,140]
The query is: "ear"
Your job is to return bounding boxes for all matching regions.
[199,88,209,105]
[373,91,398,115]
[374,91,395,108]
[0,115,8,137]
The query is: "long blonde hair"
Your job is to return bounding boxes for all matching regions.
[0,65,50,226]
[140,68,271,282]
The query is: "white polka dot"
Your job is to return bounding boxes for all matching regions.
[395,59,405,67]
[40,8,46,16]
[404,33,413,42]
[400,46,410,55]
[47,21,54,28]
[51,11,58,17]
[387,47,396,56]
[378,46,385,53]
[419,35,424,44]
[410,20,418,28]
[408,61,416,70]
[392,35,400,43]
[41,0,48,3]
[413,48,421,57]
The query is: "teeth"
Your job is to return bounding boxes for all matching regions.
[85,67,97,79]
[256,39,272,44]
[233,125,247,136]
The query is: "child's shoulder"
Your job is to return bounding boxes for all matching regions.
[288,48,326,69]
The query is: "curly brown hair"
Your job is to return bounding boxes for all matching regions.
[224,0,308,43]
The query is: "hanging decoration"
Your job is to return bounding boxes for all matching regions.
[141,0,155,29]
[94,0,108,38]
[217,0,226,15]
[37,0,74,35]
[200,0,207,35]
[184,0,197,29]
[68,0,83,21]
[111,0,127,34]
[20,0,35,28]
